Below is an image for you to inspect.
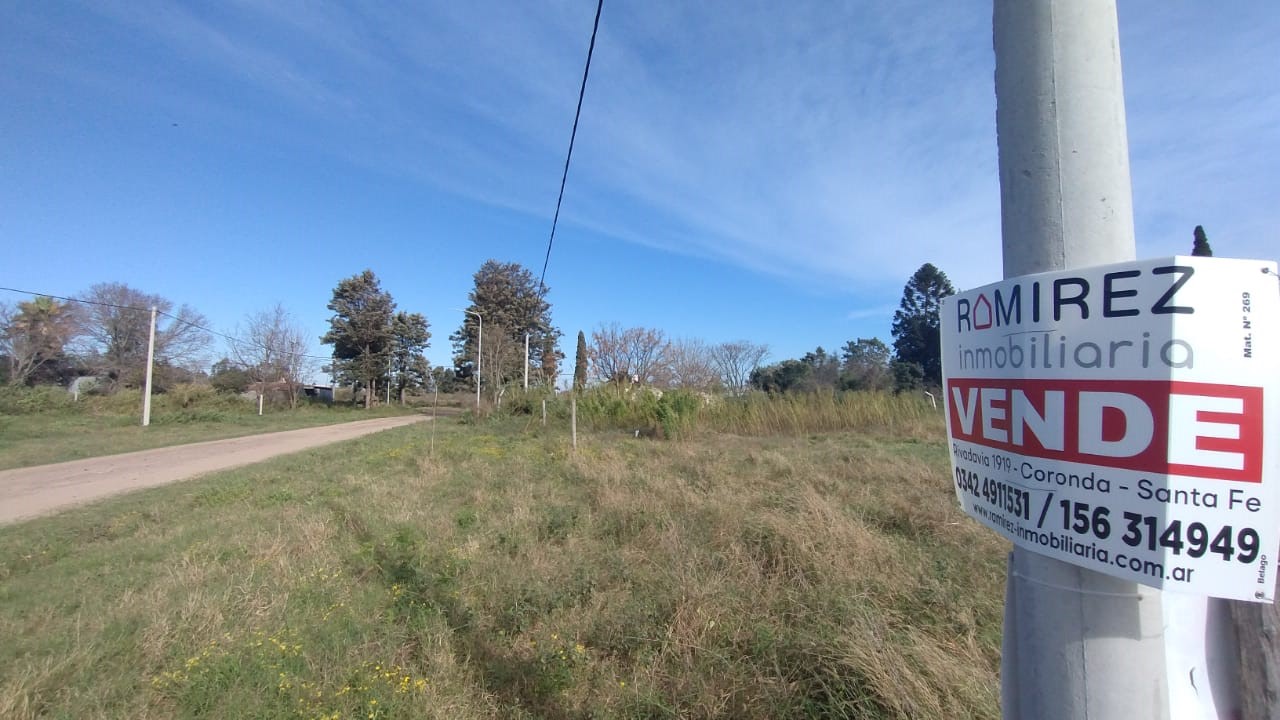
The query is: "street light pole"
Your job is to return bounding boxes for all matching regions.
[458,309,482,410]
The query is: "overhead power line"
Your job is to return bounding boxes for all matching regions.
[0,285,148,313]
[0,285,331,363]
[537,0,604,297]
[155,309,332,362]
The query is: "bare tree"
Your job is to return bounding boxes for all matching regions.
[230,304,312,408]
[0,302,13,382]
[662,338,719,390]
[75,283,211,388]
[711,340,770,393]
[479,320,523,403]
[589,323,669,386]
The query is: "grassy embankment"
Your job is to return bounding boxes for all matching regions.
[0,385,430,470]
[0,392,1006,719]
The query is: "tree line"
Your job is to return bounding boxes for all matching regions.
[568,226,1217,396]
[318,270,431,408]
[570,324,769,393]
[2,260,958,406]
[557,263,955,397]
[0,282,332,408]
[9,223,1217,404]
[748,263,955,395]
[0,283,215,392]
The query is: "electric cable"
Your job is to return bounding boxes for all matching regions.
[0,285,330,362]
[537,0,604,298]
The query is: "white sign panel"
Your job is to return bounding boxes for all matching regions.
[941,256,1279,601]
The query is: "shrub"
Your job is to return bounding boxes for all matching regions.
[655,390,701,439]
[163,383,216,409]
[86,388,145,415]
[575,386,662,434]
[0,384,75,414]
[210,366,252,393]
[493,388,557,417]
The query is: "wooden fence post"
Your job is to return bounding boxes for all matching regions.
[1233,600,1280,718]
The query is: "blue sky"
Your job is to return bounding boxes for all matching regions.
[3,1,1277,382]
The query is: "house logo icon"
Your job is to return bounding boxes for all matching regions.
[972,294,993,330]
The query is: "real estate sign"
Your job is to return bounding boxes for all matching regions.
[941,256,1279,601]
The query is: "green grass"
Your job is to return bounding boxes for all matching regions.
[0,410,1006,719]
[0,387,422,470]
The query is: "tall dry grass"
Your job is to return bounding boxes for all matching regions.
[568,387,944,441]
[0,412,1002,719]
[703,390,942,438]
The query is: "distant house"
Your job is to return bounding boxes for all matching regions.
[244,381,332,405]
[67,375,108,399]
[302,384,333,403]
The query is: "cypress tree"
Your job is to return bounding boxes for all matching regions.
[1191,225,1214,257]
[573,330,588,391]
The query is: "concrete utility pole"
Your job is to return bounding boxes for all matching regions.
[141,306,157,427]
[524,332,530,391]
[994,1,1184,717]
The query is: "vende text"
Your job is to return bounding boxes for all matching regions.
[947,378,1263,482]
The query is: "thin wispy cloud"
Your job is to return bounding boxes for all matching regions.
[19,2,1002,290]
[2,1,1274,367]
[847,305,899,322]
[1119,4,1280,256]
[22,2,1269,295]
[566,2,999,290]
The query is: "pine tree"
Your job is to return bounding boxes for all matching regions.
[450,260,561,392]
[890,263,955,386]
[573,330,588,391]
[1191,225,1214,257]
[390,311,431,400]
[321,270,395,408]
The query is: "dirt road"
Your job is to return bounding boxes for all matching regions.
[0,415,429,525]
